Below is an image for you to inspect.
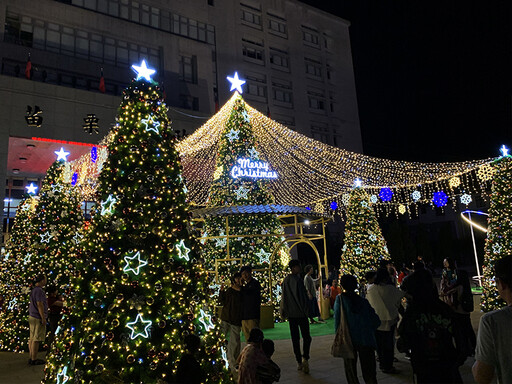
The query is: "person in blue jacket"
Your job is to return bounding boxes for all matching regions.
[334,274,381,384]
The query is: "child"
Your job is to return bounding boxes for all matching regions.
[175,334,205,384]
[256,339,281,384]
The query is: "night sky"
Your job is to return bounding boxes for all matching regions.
[301,0,511,162]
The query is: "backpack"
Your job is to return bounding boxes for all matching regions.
[414,313,457,363]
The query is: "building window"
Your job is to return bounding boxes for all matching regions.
[274,114,295,126]
[208,0,214,5]
[308,89,326,111]
[311,122,329,144]
[245,73,267,99]
[180,55,197,83]
[180,95,199,110]
[269,48,289,69]
[302,27,320,47]
[305,58,322,78]
[243,46,264,62]
[268,19,286,35]
[272,78,292,105]
[241,10,261,26]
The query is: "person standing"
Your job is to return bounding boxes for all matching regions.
[46,286,64,351]
[304,265,325,323]
[473,255,512,384]
[280,259,312,373]
[440,258,457,306]
[28,274,48,365]
[334,274,381,384]
[366,267,404,374]
[219,272,243,379]
[240,266,261,342]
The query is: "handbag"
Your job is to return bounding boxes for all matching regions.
[331,295,355,359]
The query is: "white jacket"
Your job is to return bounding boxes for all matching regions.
[366,283,404,331]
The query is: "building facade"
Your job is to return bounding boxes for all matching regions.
[0,0,361,243]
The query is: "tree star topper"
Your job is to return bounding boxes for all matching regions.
[55,147,70,161]
[26,182,38,194]
[126,313,152,339]
[199,309,215,331]
[176,239,191,261]
[131,59,156,81]
[500,144,509,157]
[123,251,148,275]
[227,71,246,93]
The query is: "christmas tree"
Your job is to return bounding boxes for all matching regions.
[0,195,38,350]
[340,185,389,280]
[0,160,83,352]
[202,95,288,306]
[44,61,230,383]
[481,154,512,311]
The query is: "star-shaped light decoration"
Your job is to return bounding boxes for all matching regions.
[140,116,161,134]
[131,59,156,82]
[73,232,84,245]
[361,201,368,208]
[123,251,148,276]
[200,231,208,245]
[7,297,18,310]
[369,234,377,242]
[126,313,152,339]
[354,178,363,187]
[215,232,227,248]
[100,195,117,216]
[235,186,250,200]
[241,110,250,123]
[273,284,282,301]
[199,309,215,332]
[51,183,63,193]
[209,283,221,297]
[55,147,70,162]
[213,166,223,180]
[226,71,246,93]
[176,240,191,261]
[225,129,239,143]
[23,253,32,265]
[256,248,271,264]
[500,144,509,157]
[40,231,53,243]
[355,247,363,255]
[248,147,259,159]
[56,366,69,384]
[221,347,229,369]
[26,182,38,194]
[492,243,502,254]
[3,252,10,261]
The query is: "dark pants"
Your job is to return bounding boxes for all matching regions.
[343,345,377,384]
[414,363,461,383]
[453,312,476,365]
[288,317,311,363]
[375,325,395,370]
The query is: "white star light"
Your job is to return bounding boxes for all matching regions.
[51,183,63,193]
[215,232,227,248]
[226,72,246,93]
[40,231,53,243]
[56,366,69,384]
[200,231,208,245]
[241,110,250,123]
[123,251,148,275]
[369,234,377,242]
[8,297,17,310]
[199,309,215,332]
[492,243,502,254]
[176,240,191,261]
[126,314,152,339]
[23,253,32,265]
[355,247,363,255]
[221,347,229,369]
[256,248,271,264]
[209,283,221,297]
[3,252,10,261]
[131,59,156,81]
[55,147,70,161]
[248,147,259,159]
[235,186,250,200]
[26,183,38,194]
[226,129,239,143]
[73,232,84,245]
[361,201,368,208]
[500,144,509,157]
[354,178,363,187]
[273,284,282,299]
[140,116,161,134]
[100,195,117,216]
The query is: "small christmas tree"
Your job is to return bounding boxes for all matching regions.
[44,61,230,383]
[340,186,389,280]
[481,154,512,311]
[0,160,83,352]
[202,95,288,305]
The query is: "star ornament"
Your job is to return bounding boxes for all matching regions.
[126,313,152,339]
[100,195,117,216]
[23,253,32,265]
[56,366,69,384]
[354,178,363,187]
[175,240,191,261]
[141,116,161,134]
[40,231,53,243]
[235,186,250,200]
[256,248,271,264]
[55,147,70,162]
[227,71,246,93]
[226,129,239,143]
[123,251,148,275]
[199,309,215,332]
[8,297,18,310]
[221,347,229,369]
[26,183,38,194]
[131,59,156,82]
[500,144,509,157]
[241,110,250,123]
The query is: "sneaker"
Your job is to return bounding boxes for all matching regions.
[297,362,303,371]
[302,358,310,374]
[317,319,326,324]
[31,359,45,366]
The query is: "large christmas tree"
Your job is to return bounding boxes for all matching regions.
[481,154,512,311]
[0,160,83,352]
[340,185,390,280]
[44,61,230,383]
[202,95,288,305]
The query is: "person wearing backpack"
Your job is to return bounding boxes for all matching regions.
[397,268,461,383]
[444,269,476,364]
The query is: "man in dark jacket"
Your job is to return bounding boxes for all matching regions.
[280,259,312,374]
[219,272,243,379]
[240,265,261,341]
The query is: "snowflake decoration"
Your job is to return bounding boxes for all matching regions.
[256,248,271,264]
[341,193,350,205]
[477,164,495,181]
[225,129,239,143]
[449,177,461,188]
[411,190,421,202]
[370,194,378,204]
[235,186,250,200]
[379,187,393,202]
[432,191,449,207]
[492,243,502,254]
[398,204,406,215]
[460,193,472,205]
[314,202,324,213]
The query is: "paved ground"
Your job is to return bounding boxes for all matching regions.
[0,308,483,384]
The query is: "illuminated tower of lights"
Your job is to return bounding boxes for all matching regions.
[43,61,230,383]
[201,72,289,308]
[340,182,390,280]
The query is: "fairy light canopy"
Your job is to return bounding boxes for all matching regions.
[176,93,495,211]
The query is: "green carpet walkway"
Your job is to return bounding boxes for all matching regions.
[255,316,335,341]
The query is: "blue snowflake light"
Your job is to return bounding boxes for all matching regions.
[330,201,338,210]
[432,191,449,207]
[91,146,98,163]
[379,187,393,202]
[71,172,78,186]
